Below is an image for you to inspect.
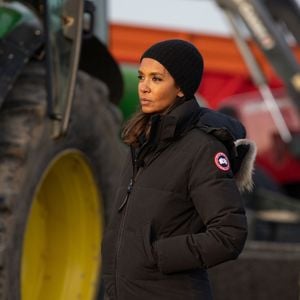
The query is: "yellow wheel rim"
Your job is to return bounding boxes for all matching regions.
[21,151,103,300]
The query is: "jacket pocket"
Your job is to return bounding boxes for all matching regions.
[142,222,157,267]
[119,223,158,279]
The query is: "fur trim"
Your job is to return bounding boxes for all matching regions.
[234,139,257,193]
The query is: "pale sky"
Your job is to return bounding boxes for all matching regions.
[108,0,232,36]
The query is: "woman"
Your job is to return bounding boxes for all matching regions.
[102,39,256,300]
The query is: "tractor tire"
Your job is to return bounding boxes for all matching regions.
[0,61,125,300]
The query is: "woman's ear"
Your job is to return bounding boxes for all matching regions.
[177,90,184,97]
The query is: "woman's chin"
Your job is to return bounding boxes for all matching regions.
[141,106,154,114]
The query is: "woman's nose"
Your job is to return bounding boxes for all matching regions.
[139,81,150,93]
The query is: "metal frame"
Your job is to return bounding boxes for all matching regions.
[215,0,300,146]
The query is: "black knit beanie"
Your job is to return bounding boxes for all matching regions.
[140,39,203,98]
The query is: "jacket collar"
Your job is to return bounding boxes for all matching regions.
[131,98,200,168]
[148,97,201,144]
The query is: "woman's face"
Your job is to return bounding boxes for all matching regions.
[138,58,183,114]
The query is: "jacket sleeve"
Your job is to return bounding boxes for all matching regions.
[154,137,248,274]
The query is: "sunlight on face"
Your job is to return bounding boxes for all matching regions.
[138,58,183,114]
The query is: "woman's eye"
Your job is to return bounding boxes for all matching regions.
[152,76,162,82]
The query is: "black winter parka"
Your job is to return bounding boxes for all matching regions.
[102,98,248,300]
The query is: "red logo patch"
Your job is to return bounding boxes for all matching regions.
[214,152,230,171]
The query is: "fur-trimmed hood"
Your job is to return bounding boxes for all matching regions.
[234,139,257,192]
[197,106,257,193]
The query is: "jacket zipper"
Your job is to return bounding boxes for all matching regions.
[114,167,142,299]
[118,179,133,211]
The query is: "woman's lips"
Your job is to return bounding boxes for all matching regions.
[140,98,152,106]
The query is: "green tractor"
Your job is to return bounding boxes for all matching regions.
[0,0,125,299]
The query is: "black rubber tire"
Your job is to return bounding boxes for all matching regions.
[0,61,125,299]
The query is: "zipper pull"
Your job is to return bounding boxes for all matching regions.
[118,179,134,211]
[118,193,129,212]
